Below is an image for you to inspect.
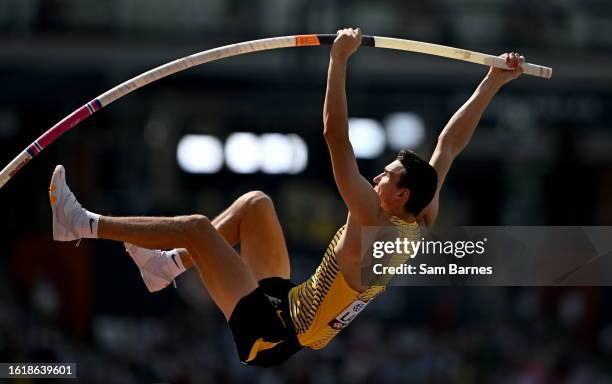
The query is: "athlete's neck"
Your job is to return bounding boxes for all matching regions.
[383,208,416,223]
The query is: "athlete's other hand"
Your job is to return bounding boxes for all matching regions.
[487,52,524,85]
[331,28,362,61]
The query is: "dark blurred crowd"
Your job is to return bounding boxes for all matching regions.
[2,0,612,382]
[3,256,612,383]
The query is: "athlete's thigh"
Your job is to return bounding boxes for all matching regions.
[188,220,259,320]
[240,196,290,281]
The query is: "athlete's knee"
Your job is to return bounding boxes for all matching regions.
[180,214,211,239]
[243,190,274,211]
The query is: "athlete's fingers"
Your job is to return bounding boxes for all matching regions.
[508,52,518,68]
[513,53,521,67]
[503,53,510,65]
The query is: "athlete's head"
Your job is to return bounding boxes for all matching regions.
[373,150,438,216]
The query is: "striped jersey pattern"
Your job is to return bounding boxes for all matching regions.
[288,216,420,349]
[290,226,343,334]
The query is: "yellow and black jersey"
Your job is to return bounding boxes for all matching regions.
[288,216,420,349]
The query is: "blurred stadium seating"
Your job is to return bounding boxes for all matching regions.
[1,1,612,382]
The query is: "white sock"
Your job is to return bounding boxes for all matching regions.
[76,210,100,239]
[164,249,186,279]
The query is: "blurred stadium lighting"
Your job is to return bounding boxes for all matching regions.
[260,133,293,174]
[177,115,418,174]
[225,132,261,174]
[385,112,426,150]
[348,118,386,159]
[287,134,308,174]
[178,133,309,174]
[176,134,223,174]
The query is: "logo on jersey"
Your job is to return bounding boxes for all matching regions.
[328,300,369,330]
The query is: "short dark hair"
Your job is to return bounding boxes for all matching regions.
[395,150,438,216]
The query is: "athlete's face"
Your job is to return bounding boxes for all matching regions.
[373,160,409,211]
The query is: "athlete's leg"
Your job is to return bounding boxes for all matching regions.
[211,191,290,280]
[98,215,257,319]
[50,165,256,319]
[166,191,290,280]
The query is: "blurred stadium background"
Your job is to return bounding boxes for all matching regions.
[2,0,612,382]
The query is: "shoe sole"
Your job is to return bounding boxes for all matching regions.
[50,165,71,241]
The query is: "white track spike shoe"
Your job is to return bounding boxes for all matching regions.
[124,243,175,293]
[49,165,89,242]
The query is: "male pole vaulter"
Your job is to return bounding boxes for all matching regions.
[48,28,524,366]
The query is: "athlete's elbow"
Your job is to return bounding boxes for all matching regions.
[322,116,335,137]
[437,133,462,158]
[323,126,344,144]
[324,121,350,141]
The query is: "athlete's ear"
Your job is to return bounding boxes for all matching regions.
[396,188,410,204]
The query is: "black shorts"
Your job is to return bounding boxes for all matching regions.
[228,277,303,367]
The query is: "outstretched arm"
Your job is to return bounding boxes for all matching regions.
[420,53,525,227]
[323,28,382,225]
